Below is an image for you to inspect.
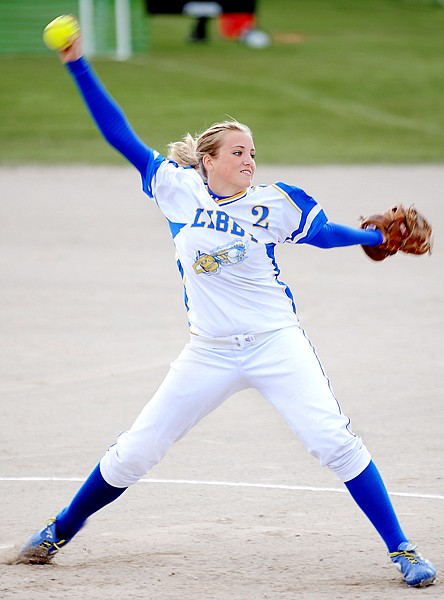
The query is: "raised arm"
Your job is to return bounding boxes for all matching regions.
[59,38,154,175]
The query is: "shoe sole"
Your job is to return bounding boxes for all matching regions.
[411,575,436,588]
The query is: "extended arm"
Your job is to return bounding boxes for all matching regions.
[307,221,384,248]
[61,39,153,174]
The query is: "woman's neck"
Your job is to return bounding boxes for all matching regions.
[206,182,247,199]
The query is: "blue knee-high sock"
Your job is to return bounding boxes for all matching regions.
[344,460,407,553]
[55,463,127,539]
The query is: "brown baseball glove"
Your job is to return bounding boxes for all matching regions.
[360,204,433,261]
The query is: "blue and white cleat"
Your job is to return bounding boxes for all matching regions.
[19,518,72,564]
[389,542,437,587]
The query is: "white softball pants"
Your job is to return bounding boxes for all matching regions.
[100,325,371,487]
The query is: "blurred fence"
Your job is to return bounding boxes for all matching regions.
[0,0,148,58]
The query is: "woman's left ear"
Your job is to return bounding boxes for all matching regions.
[202,154,213,172]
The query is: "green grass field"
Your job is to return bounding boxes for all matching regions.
[1,0,444,164]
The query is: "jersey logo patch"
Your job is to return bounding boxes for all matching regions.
[193,239,248,275]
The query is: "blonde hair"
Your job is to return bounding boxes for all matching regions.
[167,120,252,180]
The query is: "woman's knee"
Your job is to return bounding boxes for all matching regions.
[321,437,372,483]
[99,430,170,487]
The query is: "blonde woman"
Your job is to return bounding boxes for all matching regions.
[19,36,436,588]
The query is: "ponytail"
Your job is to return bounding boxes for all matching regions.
[167,133,199,168]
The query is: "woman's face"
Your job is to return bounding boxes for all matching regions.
[204,130,256,196]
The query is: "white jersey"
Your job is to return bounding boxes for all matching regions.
[142,155,327,338]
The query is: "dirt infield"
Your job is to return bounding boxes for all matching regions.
[0,165,443,599]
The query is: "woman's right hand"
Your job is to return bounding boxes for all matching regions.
[59,36,83,64]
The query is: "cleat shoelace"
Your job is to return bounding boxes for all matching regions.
[37,518,67,552]
[41,539,66,551]
[389,549,421,564]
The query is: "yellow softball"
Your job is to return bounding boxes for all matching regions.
[43,15,80,52]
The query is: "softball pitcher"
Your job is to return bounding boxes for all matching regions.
[19,33,436,588]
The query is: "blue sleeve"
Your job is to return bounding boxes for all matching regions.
[65,57,157,176]
[307,222,384,248]
[275,182,328,243]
